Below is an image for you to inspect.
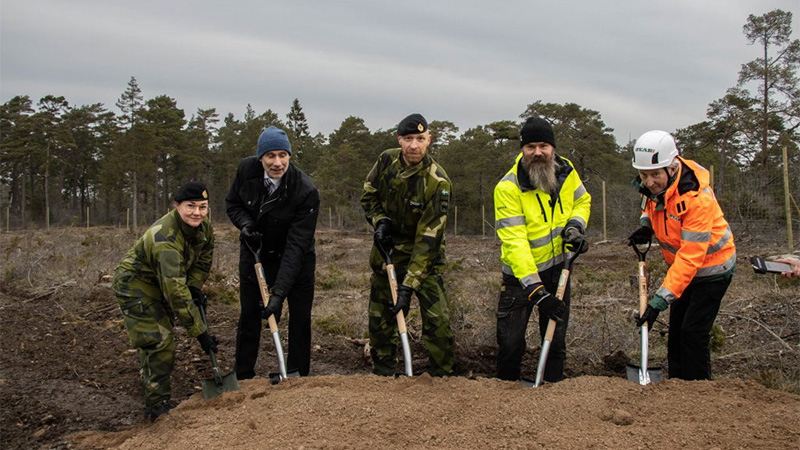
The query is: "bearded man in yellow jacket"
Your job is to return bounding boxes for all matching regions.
[493,117,591,382]
[630,130,736,381]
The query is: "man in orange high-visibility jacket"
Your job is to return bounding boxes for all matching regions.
[629,130,736,381]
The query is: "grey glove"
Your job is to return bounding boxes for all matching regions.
[562,227,588,254]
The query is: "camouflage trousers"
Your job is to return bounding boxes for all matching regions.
[116,295,176,408]
[369,269,455,377]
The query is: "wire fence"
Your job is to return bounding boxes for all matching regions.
[315,162,798,250]
[3,160,798,251]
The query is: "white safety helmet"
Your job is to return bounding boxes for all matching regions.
[632,130,679,170]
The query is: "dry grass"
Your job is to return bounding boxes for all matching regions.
[1,224,797,392]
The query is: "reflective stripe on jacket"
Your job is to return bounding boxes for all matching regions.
[638,156,736,304]
[494,153,591,288]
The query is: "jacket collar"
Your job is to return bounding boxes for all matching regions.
[396,150,432,174]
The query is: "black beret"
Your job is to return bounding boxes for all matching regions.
[520,117,556,149]
[174,181,209,202]
[397,113,428,136]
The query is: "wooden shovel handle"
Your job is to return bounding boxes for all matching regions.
[555,268,570,301]
[638,261,648,315]
[386,263,408,334]
[254,262,279,334]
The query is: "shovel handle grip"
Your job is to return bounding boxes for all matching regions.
[638,261,648,315]
[555,268,570,301]
[254,262,280,334]
[386,264,408,334]
[543,318,557,341]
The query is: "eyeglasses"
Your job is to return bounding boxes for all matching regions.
[184,204,209,213]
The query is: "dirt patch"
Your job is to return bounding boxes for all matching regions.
[69,375,800,450]
[1,226,798,449]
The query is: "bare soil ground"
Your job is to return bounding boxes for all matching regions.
[1,226,798,449]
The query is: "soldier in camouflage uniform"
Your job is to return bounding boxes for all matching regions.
[361,113,456,377]
[112,181,218,421]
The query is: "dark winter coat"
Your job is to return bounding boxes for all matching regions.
[225,157,320,298]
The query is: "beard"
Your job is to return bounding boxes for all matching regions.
[522,152,560,195]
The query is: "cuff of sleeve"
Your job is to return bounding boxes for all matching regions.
[649,294,669,312]
[565,219,585,234]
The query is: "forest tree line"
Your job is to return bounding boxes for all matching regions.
[1,9,797,235]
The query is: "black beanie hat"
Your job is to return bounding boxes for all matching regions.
[174,181,209,202]
[397,113,428,136]
[520,117,556,149]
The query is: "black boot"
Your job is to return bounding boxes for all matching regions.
[144,400,175,422]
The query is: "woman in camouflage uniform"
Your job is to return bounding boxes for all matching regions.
[112,181,217,421]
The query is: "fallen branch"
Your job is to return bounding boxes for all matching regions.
[25,280,77,302]
[718,311,796,353]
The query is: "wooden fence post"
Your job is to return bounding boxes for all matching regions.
[602,181,607,242]
[783,146,794,251]
[454,205,458,236]
[481,204,485,237]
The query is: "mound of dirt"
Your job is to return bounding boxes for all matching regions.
[70,374,799,450]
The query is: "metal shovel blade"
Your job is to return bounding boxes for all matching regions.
[626,325,664,384]
[202,369,239,399]
[625,364,664,384]
[269,370,300,385]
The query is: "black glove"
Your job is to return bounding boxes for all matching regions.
[628,226,654,246]
[525,283,565,321]
[635,305,660,330]
[390,285,413,316]
[562,227,588,254]
[241,224,263,250]
[374,219,394,252]
[188,286,207,309]
[196,332,218,355]
[262,294,284,323]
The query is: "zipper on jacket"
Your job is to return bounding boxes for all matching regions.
[557,195,564,215]
[663,210,668,236]
[536,194,548,223]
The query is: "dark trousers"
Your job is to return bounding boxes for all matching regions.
[667,276,731,380]
[234,256,315,379]
[496,265,571,382]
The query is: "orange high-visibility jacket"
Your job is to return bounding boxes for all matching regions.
[639,157,736,304]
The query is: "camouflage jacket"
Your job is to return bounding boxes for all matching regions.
[112,209,214,337]
[361,148,451,291]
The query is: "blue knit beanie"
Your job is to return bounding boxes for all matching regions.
[257,126,292,158]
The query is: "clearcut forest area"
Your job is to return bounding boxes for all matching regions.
[1,225,798,449]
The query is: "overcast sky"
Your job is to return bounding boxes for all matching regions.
[1,0,798,145]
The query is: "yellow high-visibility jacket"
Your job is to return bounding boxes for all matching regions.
[639,156,736,304]
[494,153,591,288]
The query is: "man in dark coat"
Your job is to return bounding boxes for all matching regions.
[226,126,320,379]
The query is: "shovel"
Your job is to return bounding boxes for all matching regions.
[625,240,664,385]
[245,240,300,383]
[376,241,413,377]
[198,302,240,399]
[524,247,580,388]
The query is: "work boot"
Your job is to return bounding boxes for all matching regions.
[143,400,175,422]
